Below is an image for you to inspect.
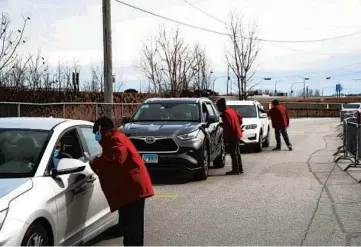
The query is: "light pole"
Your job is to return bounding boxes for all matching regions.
[291,82,304,97]
[296,76,310,98]
[274,80,283,95]
[212,76,230,95]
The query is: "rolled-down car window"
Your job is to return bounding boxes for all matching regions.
[0,129,50,178]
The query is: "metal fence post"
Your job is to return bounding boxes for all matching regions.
[17,103,21,117]
[121,104,124,117]
[62,104,66,118]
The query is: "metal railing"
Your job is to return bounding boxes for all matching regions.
[334,113,361,180]
[0,102,142,126]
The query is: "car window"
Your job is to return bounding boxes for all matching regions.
[79,127,102,157]
[133,103,200,121]
[205,103,216,116]
[343,104,361,109]
[228,105,257,118]
[0,129,50,177]
[50,129,84,170]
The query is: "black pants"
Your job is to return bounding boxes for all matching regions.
[275,128,291,148]
[118,198,145,246]
[228,140,243,173]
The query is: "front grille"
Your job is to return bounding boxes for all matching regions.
[130,138,178,152]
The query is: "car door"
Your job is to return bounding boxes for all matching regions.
[257,104,268,138]
[205,102,218,159]
[77,126,116,236]
[211,102,223,153]
[47,128,101,245]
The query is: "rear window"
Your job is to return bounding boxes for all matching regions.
[0,129,50,178]
[228,105,257,118]
[343,104,360,109]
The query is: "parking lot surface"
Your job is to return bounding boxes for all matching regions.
[87,118,361,246]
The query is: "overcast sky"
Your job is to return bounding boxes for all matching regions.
[2,0,361,95]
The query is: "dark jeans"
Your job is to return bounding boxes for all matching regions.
[275,128,291,148]
[228,140,243,173]
[118,198,145,246]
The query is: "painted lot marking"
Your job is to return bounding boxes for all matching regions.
[154,194,177,198]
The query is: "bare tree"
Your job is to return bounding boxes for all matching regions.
[0,13,30,72]
[90,62,104,92]
[225,12,261,100]
[139,27,210,97]
[191,44,212,92]
[26,49,47,89]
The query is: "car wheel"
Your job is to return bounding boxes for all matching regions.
[194,144,209,181]
[262,127,270,147]
[254,131,263,153]
[21,222,50,246]
[213,138,226,169]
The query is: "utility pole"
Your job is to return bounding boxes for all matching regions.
[102,0,113,118]
[226,65,229,96]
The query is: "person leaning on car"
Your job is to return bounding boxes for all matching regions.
[89,116,155,246]
[263,99,293,151]
[216,98,244,175]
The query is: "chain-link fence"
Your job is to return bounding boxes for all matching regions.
[0,101,342,124]
[0,102,142,126]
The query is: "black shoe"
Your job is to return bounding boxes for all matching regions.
[226,171,239,175]
[272,147,281,151]
[288,145,293,151]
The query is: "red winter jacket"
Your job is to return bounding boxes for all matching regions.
[267,104,290,129]
[220,107,243,142]
[90,129,154,212]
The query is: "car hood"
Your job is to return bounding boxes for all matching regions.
[241,118,260,126]
[0,178,33,211]
[122,122,200,136]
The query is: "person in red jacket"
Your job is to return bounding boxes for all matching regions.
[267,99,293,151]
[216,98,244,175]
[90,116,155,246]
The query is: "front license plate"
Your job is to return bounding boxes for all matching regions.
[142,154,158,163]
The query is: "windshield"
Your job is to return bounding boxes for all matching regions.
[0,129,50,178]
[228,105,257,118]
[133,103,200,121]
[343,104,360,109]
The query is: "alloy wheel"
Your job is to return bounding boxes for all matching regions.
[26,233,46,246]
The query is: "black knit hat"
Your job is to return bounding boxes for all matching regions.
[272,99,280,106]
[93,116,114,134]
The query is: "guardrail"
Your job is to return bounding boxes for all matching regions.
[334,112,361,179]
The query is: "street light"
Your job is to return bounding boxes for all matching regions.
[274,80,283,95]
[291,82,304,97]
[212,76,230,94]
[296,76,310,98]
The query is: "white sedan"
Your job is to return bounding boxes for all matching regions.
[0,117,118,246]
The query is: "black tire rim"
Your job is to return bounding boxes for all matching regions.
[259,134,262,150]
[26,233,46,246]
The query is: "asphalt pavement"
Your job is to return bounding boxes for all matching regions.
[87,118,361,246]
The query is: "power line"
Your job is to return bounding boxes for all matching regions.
[182,0,225,24]
[114,0,361,43]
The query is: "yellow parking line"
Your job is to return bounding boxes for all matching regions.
[154,194,177,198]
[208,176,216,179]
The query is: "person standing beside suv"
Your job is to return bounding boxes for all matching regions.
[216,98,244,175]
[266,99,293,151]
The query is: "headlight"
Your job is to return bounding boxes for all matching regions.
[177,130,199,140]
[243,124,258,130]
[0,209,8,230]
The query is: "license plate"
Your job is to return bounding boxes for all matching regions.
[142,154,158,163]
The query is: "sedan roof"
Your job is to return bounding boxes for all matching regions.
[145,98,208,104]
[0,117,70,130]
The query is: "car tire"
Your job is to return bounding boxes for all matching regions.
[21,221,50,246]
[262,127,270,147]
[213,138,226,169]
[194,143,209,181]
[254,131,263,153]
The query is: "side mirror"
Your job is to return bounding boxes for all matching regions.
[208,115,219,124]
[260,113,267,118]
[51,158,86,177]
[122,116,131,124]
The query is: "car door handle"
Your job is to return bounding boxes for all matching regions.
[86,175,96,184]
